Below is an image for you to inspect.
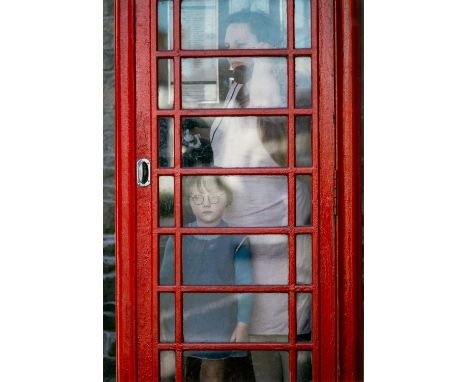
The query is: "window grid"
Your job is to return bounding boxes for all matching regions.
[152,1,318,381]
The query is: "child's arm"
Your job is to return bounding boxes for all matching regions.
[231,237,253,342]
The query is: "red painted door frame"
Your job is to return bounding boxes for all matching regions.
[115,0,363,380]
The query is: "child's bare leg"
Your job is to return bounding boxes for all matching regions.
[199,359,224,382]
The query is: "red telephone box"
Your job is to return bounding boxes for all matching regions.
[115,0,362,380]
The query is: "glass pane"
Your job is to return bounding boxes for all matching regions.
[160,293,175,342]
[182,116,287,168]
[183,293,288,343]
[182,57,287,109]
[182,175,288,227]
[180,234,288,285]
[295,57,312,108]
[295,116,312,167]
[296,234,312,284]
[159,235,174,285]
[181,0,287,50]
[157,0,173,50]
[159,176,174,227]
[183,351,285,382]
[296,293,312,342]
[158,59,174,109]
[297,351,313,382]
[160,351,176,382]
[296,175,312,226]
[295,0,311,48]
[159,118,174,167]
[181,117,213,168]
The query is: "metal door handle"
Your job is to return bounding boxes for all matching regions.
[136,158,150,187]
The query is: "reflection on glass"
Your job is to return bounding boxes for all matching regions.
[182,116,287,168]
[157,0,173,50]
[296,234,312,284]
[160,351,175,382]
[295,0,311,48]
[295,57,312,108]
[296,293,312,341]
[183,351,273,382]
[184,293,288,343]
[158,59,174,109]
[159,176,174,227]
[159,118,174,167]
[297,351,313,382]
[160,293,175,342]
[174,234,289,285]
[182,175,288,227]
[182,57,287,109]
[181,117,213,168]
[181,1,287,50]
[159,235,174,285]
[296,175,312,226]
[296,116,312,167]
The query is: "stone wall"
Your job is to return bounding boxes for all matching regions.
[103,0,115,380]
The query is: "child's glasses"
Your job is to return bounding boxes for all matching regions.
[190,193,223,205]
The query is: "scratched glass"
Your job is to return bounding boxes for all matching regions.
[182,175,288,227]
[158,118,174,167]
[296,293,313,342]
[183,293,288,343]
[183,350,287,382]
[295,57,312,108]
[157,0,173,50]
[296,116,312,167]
[181,116,288,168]
[296,175,312,226]
[181,57,287,109]
[297,351,313,382]
[159,293,175,342]
[296,234,312,284]
[180,0,287,50]
[160,351,176,382]
[159,176,174,227]
[158,59,174,109]
[159,235,174,285]
[295,0,312,48]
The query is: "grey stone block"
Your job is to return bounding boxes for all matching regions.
[104,255,115,274]
[103,72,115,110]
[103,356,116,380]
[103,202,115,234]
[103,167,115,186]
[104,185,115,201]
[104,154,115,168]
[103,312,116,331]
[104,123,115,155]
[104,331,116,357]
[103,17,114,50]
[103,273,115,302]
[104,0,114,18]
[103,302,115,314]
[103,108,115,133]
[104,49,114,71]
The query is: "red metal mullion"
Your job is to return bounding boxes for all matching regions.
[286,1,298,381]
[157,285,316,293]
[155,108,313,116]
[154,167,317,176]
[157,342,316,351]
[310,0,321,380]
[172,2,184,381]
[155,48,314,57]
